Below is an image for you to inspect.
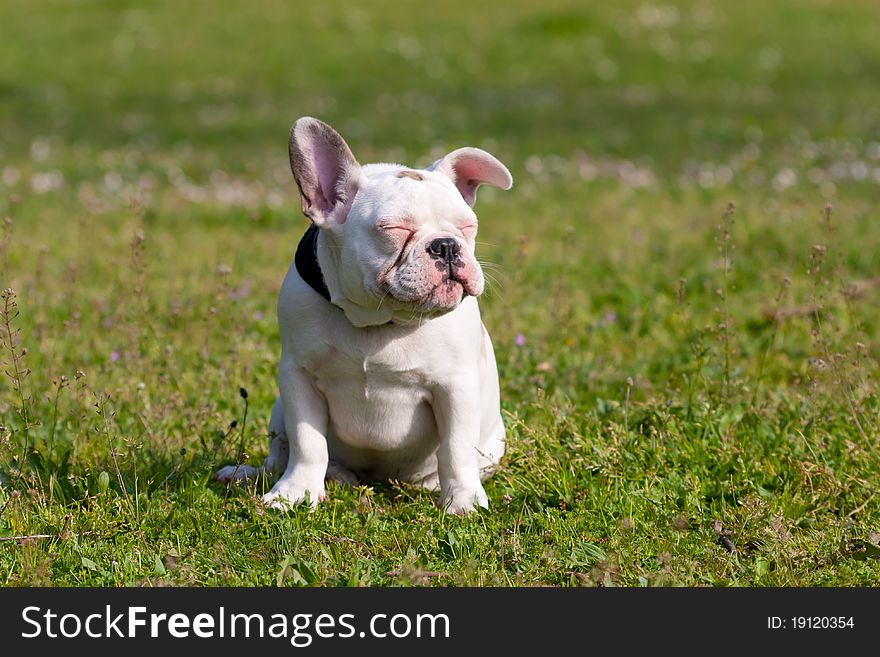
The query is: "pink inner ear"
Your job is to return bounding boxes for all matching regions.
[450,164,481,204]
[289,117,361,226]
[431,147,513,207]
[456,179,478,205]
[312,139,346,214]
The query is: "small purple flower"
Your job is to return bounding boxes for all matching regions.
[110,351,120,362]
[515,333,526,347]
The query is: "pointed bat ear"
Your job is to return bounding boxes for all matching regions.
[288,117,363,227]
[429,147,513,207]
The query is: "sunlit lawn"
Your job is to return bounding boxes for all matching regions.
[1,0,880,585]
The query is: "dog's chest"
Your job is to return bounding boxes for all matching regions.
[305,337,435,449]
[307,335,427,386]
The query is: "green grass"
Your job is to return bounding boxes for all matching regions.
[2,0,880,586]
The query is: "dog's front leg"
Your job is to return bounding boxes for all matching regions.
[433,377,489,514]
[262,360,328,510]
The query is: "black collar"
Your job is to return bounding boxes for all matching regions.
[294,224,395,325]
[295,223,332,302]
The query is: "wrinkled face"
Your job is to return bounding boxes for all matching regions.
[332,166,484,319]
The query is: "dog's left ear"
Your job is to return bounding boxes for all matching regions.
[429,147,513,207]
[288,117,363,227]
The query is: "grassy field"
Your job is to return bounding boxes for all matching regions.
[2,0,880,586]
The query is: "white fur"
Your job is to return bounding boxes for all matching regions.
[216,118,511,514]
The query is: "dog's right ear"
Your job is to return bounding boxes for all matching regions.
[288,117,363,227]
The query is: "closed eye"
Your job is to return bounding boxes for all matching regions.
[376,224,417,259]
[376,224,416,236]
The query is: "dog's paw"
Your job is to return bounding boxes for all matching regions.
[261,480,325,511]
[214,464,262,484]
[440,484,489,515]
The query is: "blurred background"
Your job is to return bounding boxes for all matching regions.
[2,0,879,202]
[1,0,880,585]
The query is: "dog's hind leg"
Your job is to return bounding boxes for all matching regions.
[262,396,290,477]
[326,459,359,486]
[216,396,357,488]
[214,397,289,483]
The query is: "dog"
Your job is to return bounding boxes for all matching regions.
[215,117,512,514]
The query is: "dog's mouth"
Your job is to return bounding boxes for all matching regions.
[445,265,468,287]
[435,276,465,300]
[377,251,483,317]
[380,275,473,314]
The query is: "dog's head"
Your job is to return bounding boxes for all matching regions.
[288,117,512,326]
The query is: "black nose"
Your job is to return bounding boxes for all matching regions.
[426,238,461,263]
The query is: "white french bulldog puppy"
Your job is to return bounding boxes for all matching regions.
[215,117,512,514]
